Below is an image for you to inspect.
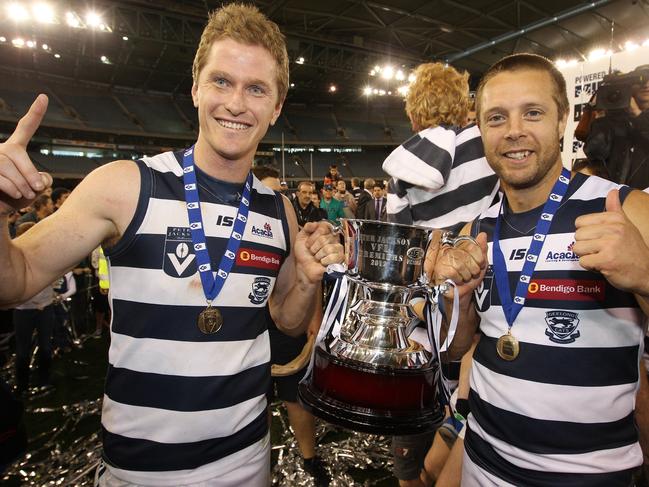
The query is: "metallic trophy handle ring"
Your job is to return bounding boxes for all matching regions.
[438,232,479,295]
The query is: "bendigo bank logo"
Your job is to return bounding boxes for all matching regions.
[237,248,281,271]
[251,222,274,239]
[527,278,605,302]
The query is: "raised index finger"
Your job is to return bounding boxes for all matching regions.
[7,94,49,147]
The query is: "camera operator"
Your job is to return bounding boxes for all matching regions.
[584,64,649,189]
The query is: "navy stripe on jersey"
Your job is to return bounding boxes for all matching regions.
[469,389,637,455]
[475,335,639,386]
[105,363,270,411]
[402,133,453,182]
[453,132,486,166]
[102,411,267,472]
[411,174,499,221]
[108,233,283,277]
[481,270,637,310]
[465,428,635,487]
[111,300,266,341]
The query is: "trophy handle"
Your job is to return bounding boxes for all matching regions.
[440,231,478,248]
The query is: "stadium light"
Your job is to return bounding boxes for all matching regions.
[363,86,372,96]
[100,55,110,64]
[329,84,337,93]
[7,3,30,22]
[122,36,128,41]
[395,70,405,81]
[85,11,103,28]
[296,56,305,64]
[0,37,6,43]
[408,73,416,83]
[66,11,81,28]
[26,40,35,48]
[381,66,394,80]
[54,53,61,58]
[32,3,55,24]
[11,38,25,47]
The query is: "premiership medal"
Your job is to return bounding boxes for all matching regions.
[496,331,519,361]
[491,168,571,361]
[197,306,223,334]
[182,145,253,335]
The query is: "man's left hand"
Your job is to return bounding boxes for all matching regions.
[574,189,649,293]
[294,221,344,283]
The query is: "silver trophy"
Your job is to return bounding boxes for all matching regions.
[299,219,469,434]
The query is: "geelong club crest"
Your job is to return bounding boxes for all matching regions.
[249,277,271,305]
[544,310,581,344]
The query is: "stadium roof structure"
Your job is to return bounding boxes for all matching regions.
[0,0,647,106]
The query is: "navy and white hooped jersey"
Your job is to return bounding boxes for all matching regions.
[467,173,645,486]
[101,150,290,482]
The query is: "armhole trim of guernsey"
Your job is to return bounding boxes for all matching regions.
[105,159,153,259]
[275,192,291,260]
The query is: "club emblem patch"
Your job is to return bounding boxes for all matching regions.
[545,310,580,344]
[164,227,197,278]
[249,277,271,304]
[474,265,494,312]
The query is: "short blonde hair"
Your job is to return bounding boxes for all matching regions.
[192,3,289,103]
[405,63,470,130]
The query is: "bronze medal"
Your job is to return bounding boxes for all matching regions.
[197,307,223,334]
[496,332,520,361]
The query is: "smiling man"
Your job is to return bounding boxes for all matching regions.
[0,4,343,486]
[430,54,649,486]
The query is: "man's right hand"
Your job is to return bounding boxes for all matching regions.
[0,94,53,214]
[433,232,489,301]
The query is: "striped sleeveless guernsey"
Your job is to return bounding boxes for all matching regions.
[101,151,289,481]
[466,173,645,486]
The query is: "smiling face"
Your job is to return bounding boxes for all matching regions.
[478,69,567,207]
[191,38,283,176]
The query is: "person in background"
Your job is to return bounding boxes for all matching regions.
[16,194,53,225]
[320,183,345,224]
[334,179,356,218]
[292,181,326,225]
[355,177,375,219]
[323,164,342,185]
[51,188,71,211]
[350,177,362,204]
[252,165,282,192]
[360,182,387,221]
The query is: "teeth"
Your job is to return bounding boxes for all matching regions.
[506,151,530,160]
[217,120,249,130]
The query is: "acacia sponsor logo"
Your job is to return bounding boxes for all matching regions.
[527,278,605,301]
[545,241,579,262]
[251,222,273,239]
[236,248,281,270]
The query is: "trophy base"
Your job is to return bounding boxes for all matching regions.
[298,347,444,435]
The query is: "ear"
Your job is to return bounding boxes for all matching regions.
[191,83,199,108]
[270,97,284,126]
[558,110,568,138]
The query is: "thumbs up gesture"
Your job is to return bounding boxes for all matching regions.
[573,189,649,294]
[0,94,53,214]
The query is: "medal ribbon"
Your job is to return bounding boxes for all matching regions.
[182,145,252,303]
[492,167,571,329]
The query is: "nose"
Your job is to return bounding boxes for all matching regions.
[224,88,246,116]
[505,116,525,140]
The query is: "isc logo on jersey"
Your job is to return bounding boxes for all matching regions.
[163,226,197,278]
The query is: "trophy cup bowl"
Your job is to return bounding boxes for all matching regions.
[298,219,446,435]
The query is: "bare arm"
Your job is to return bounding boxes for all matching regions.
[574,189,649,316]
[269,196,343,336]
[0,94,139,306]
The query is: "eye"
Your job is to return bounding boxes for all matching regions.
[486,113,505,125]
[249,85,266,96]
[525,109,543,119]
[214,77,229,88]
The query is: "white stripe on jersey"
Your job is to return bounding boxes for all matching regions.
[102,393,267,444]
[142,152,184,176]
[462,450,517,487]
[480,308,645,348]
[471,361,636,424]
[108,331,270,377]
[110,267,276,307]
[467,417,643,473]
[137,197,286,243]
